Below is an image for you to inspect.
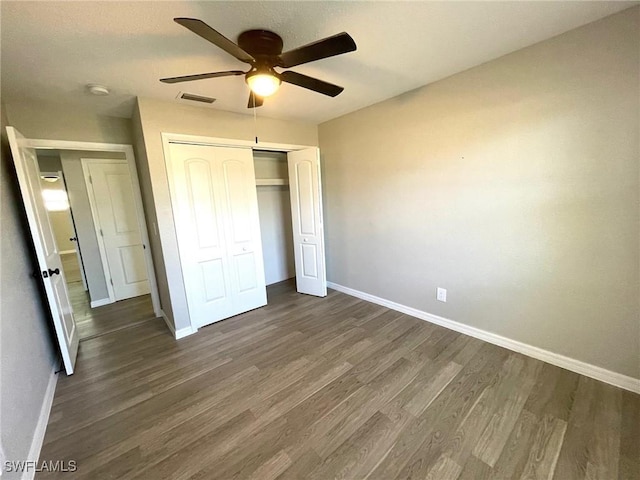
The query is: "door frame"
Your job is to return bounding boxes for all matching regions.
[23,138,162,318]
[160,132,321,333]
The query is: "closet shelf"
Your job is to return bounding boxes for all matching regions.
[256,178,288,186]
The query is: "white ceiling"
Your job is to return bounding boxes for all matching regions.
[1,1,634,124]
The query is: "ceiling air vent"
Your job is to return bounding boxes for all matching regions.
[177,92,216,104]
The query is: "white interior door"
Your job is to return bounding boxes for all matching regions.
[166,142,267,328]
[83,160,150,302]
[287,147,327,297]
[6,126,79,374]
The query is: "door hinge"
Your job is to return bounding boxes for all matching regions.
[89,175,93,184]
[100,229,104,237]
[110,278,113,286]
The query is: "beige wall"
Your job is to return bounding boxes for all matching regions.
[3,100,133,144]
[319,8,640,378]
[134,97,318,330]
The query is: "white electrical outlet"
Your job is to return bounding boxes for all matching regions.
[437,287,447,302]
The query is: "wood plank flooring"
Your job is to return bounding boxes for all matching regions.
[67,280,155,340]
[39,280,639,479]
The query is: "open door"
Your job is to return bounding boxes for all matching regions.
[287,147,327,297]
[6,127,79,374]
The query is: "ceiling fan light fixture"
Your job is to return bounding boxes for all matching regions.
[246,71,281,97]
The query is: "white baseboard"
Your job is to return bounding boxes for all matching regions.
[22,367,58,480]
[327,281,640,394]
[159,309,197,340]
[175,326,197,339]
[90,298,111,308]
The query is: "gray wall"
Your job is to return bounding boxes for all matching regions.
[319,7,640,379]
[60,150,126,303]
[131,105,171,321]
[1,107,57,477]
[133,97,318,331]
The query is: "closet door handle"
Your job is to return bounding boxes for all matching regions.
[48,268,61,276]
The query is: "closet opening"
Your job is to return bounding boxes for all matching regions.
[253,150,296,288]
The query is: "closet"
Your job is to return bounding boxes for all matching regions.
[254,150,295,286]
[165,139,326,330]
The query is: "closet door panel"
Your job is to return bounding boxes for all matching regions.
[288,148,327,297]
[219,151,267,312]
[222,159,252,243]
[167,142,267,330]
[167,144,235,328]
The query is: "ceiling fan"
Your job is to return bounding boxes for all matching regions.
[160,18,357,108]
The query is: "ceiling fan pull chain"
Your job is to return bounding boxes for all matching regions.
[252,92,259,144]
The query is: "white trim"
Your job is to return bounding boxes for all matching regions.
[175,326,197,340]
[327,281,640,394]
[24,138,162,318]
[256,178,288,186]
[159,309,175,334]
[80,158,122,303]
[160,132,315,153]
[160,309,175,336]
[159,309,197,340]
[21,368,58,480]
[58,249,76,255]
[90,298,111,308]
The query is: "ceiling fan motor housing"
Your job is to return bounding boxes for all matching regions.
[238,30,284,59]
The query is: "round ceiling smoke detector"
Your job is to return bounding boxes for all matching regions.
[87,84,110,96]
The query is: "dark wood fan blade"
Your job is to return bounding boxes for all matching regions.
[247,92,264,108]
[280,71,344,97]
[174,18,255,64]
[278,32,356,68]
[160,70,245,84]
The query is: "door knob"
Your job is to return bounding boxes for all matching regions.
[48,268,61,276]
[69,237,77,242]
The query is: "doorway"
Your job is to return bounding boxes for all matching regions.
[35,148,157,340]
[254,150,296,286]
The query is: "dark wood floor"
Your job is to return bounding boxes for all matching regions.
[39,280,639,479]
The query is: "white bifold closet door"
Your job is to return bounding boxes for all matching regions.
[288,148,327,297]
[167,143,267,328]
